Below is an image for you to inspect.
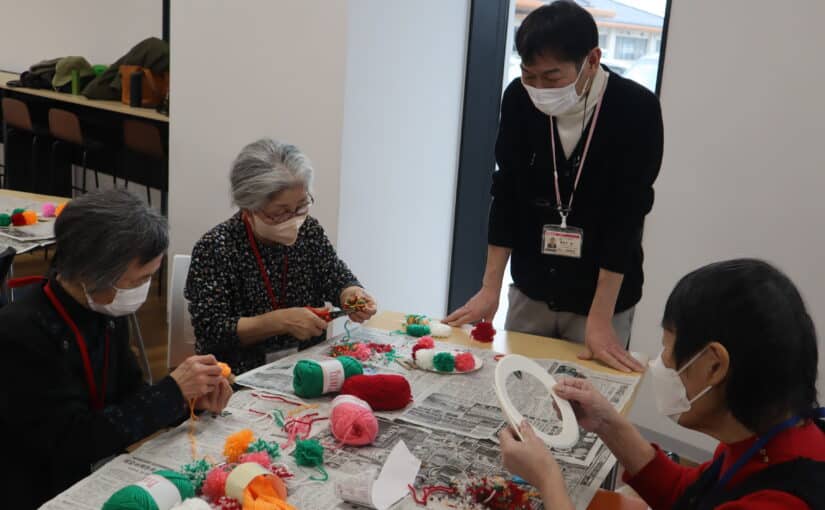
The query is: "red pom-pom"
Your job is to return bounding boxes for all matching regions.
[454,352,476,372]
[471,321,496,343]
[411,336,436,360]
[340,374,412,411]
[11,213,26,227]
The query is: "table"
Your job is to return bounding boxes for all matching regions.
[0,71,168,122]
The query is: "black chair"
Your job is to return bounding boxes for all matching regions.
[0,246,17,307]
[1,97,50,192]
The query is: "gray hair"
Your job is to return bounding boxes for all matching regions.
[230,138,314,211]
[53,189,168,292]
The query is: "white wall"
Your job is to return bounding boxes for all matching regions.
[168,0,348,259]
[336,0,470,317]
[629,0,825,460]
[0,0,161,72]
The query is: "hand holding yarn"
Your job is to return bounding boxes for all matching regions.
[170,354,226,401]
[340,286,378,323]
[271,307,328,340]
[193,377,233,413]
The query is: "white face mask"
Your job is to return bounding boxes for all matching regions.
[85,279,151,317]
[649,348,713,423]
[522,57,592,116]
[252,214,307,246]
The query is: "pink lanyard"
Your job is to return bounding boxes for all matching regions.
[549,95,604,228]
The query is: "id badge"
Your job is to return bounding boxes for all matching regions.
[542,224,583,258]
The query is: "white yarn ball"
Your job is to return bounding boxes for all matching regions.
[171,498,212,510]
[415,348,436,370]
[429,321,452,338]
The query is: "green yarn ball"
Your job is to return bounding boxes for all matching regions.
[292,438,324,467]
[11,208,25,215]
[0,214,10,227]
[433,352,456,372]
[103,470,194,510]
[293,356,363,398]
[406,324,431,338]
[248,438,280,459]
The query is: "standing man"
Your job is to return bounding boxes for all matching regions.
[446,1,663,372]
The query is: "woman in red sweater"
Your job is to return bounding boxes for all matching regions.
[500,259,825,509]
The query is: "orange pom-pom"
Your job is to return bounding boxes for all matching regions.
[55,203,67,216]
[224,429,254,463]
[218,362,232,378]
[22,210,37,225]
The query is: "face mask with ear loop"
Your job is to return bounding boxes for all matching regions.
[649,348,713,423]
[522,56,594,116]
[84,279,152,317]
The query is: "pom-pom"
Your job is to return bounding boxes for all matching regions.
[454,352,476,372]
[55,203,67,216]
[247,438,280,459]
[433,352,456,372]
[415,349,436,370]
[293,356,363,398]
[340,374,413,411]
[202,466,231,502]
[239,451,272,470]
[21,210,37,225]
[429,321,452,337]
[217,362,232,378]
[41,202,57,217]
[180,459,212,492]
[411,336,435,361]
[352,343,372,361]
[0,213,10,227]
[11,208,25,215]
[405,323,431,337]
[471,321,496,343]
[292,439,324,467]
[214,496,242,510]
[330,395,379,445]
[224,429,254,463]
[11,213,25,226]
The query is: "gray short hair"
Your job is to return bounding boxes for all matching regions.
[230,138,314,211]
[54,189,168,292]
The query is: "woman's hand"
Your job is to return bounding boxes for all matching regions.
[193,377,233,413]
[273,307,328,340]
[553,377,621,434]
[499,421,561,492]
[340,286,377,323]
[170,355,224,401]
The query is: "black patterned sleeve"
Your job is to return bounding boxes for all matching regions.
[185,233,242,356]
[306,218,361,306]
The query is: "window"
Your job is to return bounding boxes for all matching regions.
[615,36,648,60]
[598,32,608,50]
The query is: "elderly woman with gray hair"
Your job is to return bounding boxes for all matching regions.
[185,139,377,374]
[0,189,232,508]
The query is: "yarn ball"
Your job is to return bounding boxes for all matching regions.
[202,466,231,502]
[22,210,37,225]
[238,451,272,470]
[411,336,435,361]
[471,321,496,343]
[405,314,430,326]
[180,459,212,492]
[171,499,212,510]
[55,203,67,216]
[415,349,436,370]
[341,374,413,411]
[224,429,254,463]
[405,323,431,337]
[0,214,10,227]
[11,208,25,215]
[454,352,476,372]
[433,352,456,372]
[330,395,379,445]
[293,356,363,398]
[11,213,26,226]
[247,438,280,460]
[352,343,372,361]
[292,439,324,467]
[41,202,57,217]
[103,470,194,510]
[429,321,452,338]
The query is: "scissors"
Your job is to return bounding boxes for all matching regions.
[306,306,350,322]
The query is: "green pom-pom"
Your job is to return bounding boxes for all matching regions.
[180,459,212,492]
[292,438,324,467]
[433,352,456,372]
[11,208,25,215]
[103,470,194,510]
[406,324,431,338]
[293,356,363,398]
[248,438,280,459]
[0,214,10,227]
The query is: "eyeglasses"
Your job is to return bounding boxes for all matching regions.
[257,193,314,224]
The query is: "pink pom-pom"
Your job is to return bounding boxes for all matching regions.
[352,343,372,361]
[239,451,272,470]
[41,203,57,217]
[202,466,231,502]
[454,352,476,372]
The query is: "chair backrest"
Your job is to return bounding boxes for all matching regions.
[48,108,83,145]
[1,97,33,131]
[0,246,17,305]
[167,254,196,371]
[123,119,165,159]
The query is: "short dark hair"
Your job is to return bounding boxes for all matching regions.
[53,189,168,292]
[662,259,819,434]
[516,1,598,66]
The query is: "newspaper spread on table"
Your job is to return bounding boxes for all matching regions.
[43,325,640,510]
[0,194,58,251]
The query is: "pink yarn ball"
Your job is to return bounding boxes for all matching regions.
[330,395,379,446]
[238,451,272,470]
[202,466,231,502]
[454,352,476,372]
[41,202,57,217]
[352,343,372,361]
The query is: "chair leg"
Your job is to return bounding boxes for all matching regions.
[129,313,153,384]
[81,149,88,194]
[91,151,99,189]
[50,140,60,196]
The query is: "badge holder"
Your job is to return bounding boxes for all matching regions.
[542,210,583,259]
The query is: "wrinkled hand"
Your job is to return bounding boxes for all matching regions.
[499,421,560,492]
[193,377,233,413]
[580,316,645,372]
[444,286,499,327]
[170,354,224,401]
[554,377,620,434]
[340,286,377,323]
[275,307,328,340]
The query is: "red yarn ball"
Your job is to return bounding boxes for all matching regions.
[340,374,412,411]
[411,336,435,360]
[11,213,26,227]
[471,321,496,343]
[454,352,476,372]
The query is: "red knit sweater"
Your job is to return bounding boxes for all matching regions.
[624,421,825,509]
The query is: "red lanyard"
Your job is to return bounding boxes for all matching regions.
[549,94,604,228]
[43,282,110,411]
[243,214,289,311]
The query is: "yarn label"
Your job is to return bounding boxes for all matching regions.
[134,474,182,508]
[332,394,371,410]
[320,359,346,393]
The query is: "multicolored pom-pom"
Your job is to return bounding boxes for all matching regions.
[411,336,435,360]
[414,348,477,373]
[247,438,280,460]
[180,459,212,492]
